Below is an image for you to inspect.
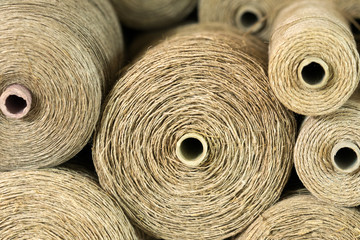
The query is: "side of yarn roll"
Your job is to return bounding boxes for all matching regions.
[0,168,138,239]
[0,0,123,171]
[294,97,360,207]
[93,24,296,240]
[110,0,197,30]
[269,0,360,116]
[199,0,286,40]
[237,191,360,239]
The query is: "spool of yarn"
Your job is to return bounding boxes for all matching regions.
[0,168,138,239]
[198,0,284,40]
[93,24,296,240]
[236,191,360,239]
[269,0,360,116]
[294,94,360,207]
[110,0,197,30]
[0,0,123,171]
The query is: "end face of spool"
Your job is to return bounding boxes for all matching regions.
[298,58,330,89]
[0,84,32,119]
[176,133,208,167]
[331,141,360,173]
[235,5,265,33]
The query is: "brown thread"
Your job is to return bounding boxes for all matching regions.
[93,24,296,240]
[0,0,123,171]
[0,168,138,239]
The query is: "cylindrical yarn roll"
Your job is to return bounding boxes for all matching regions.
[269,0,360,116]
[236,191,360,239]
[93,24,296,240]
[0,0,123,171]
[110,0,197,30]
[0,168,138,239]
[199,0,285,40]
[294,95,360,207]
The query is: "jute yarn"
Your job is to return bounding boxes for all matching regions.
[93,24,296,240]
[0,0,123,171]
[110,0,197,30]
[294,94,360,207]
[236,191,360,239]
[198,0,286,40]
[0,168,138,239]
[269,0,360,116]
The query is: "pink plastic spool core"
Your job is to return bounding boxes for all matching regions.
[0,84,32,119]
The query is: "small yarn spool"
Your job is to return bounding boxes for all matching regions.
[199,0,283,40]
[294,97,360,207]
[110,0,197,30]
[0,168,138,239]
[93,24,296,240]
[0,0,123,171]
[236,191,360,239]
[269,0,360,116]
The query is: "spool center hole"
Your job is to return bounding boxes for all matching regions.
[5,95,27,114]
[240,11,259,28]
[179,137,204,161]
[301,62,325,85]
[334,147,358,171]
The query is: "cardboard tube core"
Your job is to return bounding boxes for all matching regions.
[331,141,360,173]
[176,133,208,167]
[235,6,265,33]
[0,84,32,119]
[299,57,330,88]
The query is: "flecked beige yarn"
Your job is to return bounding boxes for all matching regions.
[0,0,123,171]
[110,0,197,30]
[199,0,287,40]
[93,24,296,240]
[0,168,138,239]
[236,191,360,239]
[269,0,360,116]
[294,93,360,207]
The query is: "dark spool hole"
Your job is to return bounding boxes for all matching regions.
[240,11,259,28]
[180,137,204,161]
[5,95,27,114]
[334,147,358,171]
[301,62,325,85]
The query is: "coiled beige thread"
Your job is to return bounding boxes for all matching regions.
[110,0,197,30]
[0,0,123,171]
[237,191,360,239]
[294,96,360,207]
[93,24,296,240]
[0,168,138,239]
[269,0,360,116]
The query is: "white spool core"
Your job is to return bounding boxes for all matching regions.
[298,57,330,89]
[0,84,32,119]
[235,5,265,33]
[176,133,208,167]
[331,141,360,173]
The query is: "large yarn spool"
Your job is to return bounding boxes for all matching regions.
[0,0,123,171]
[199,0,284,40]
[110,0,197,30]
[0,168,138,239]
[294,95,360,207]
[93,24,296,240]
[269,0,360,116]
[236,191,360,239]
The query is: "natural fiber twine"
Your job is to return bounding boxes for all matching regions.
[294,93,360,207]
[269,0,360,116]
[110,0,197,30]
[0,0,123,171]
[93,24,296,240]
[0,168,138,239]
[236,191,360,239]
[198,0,286,40]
